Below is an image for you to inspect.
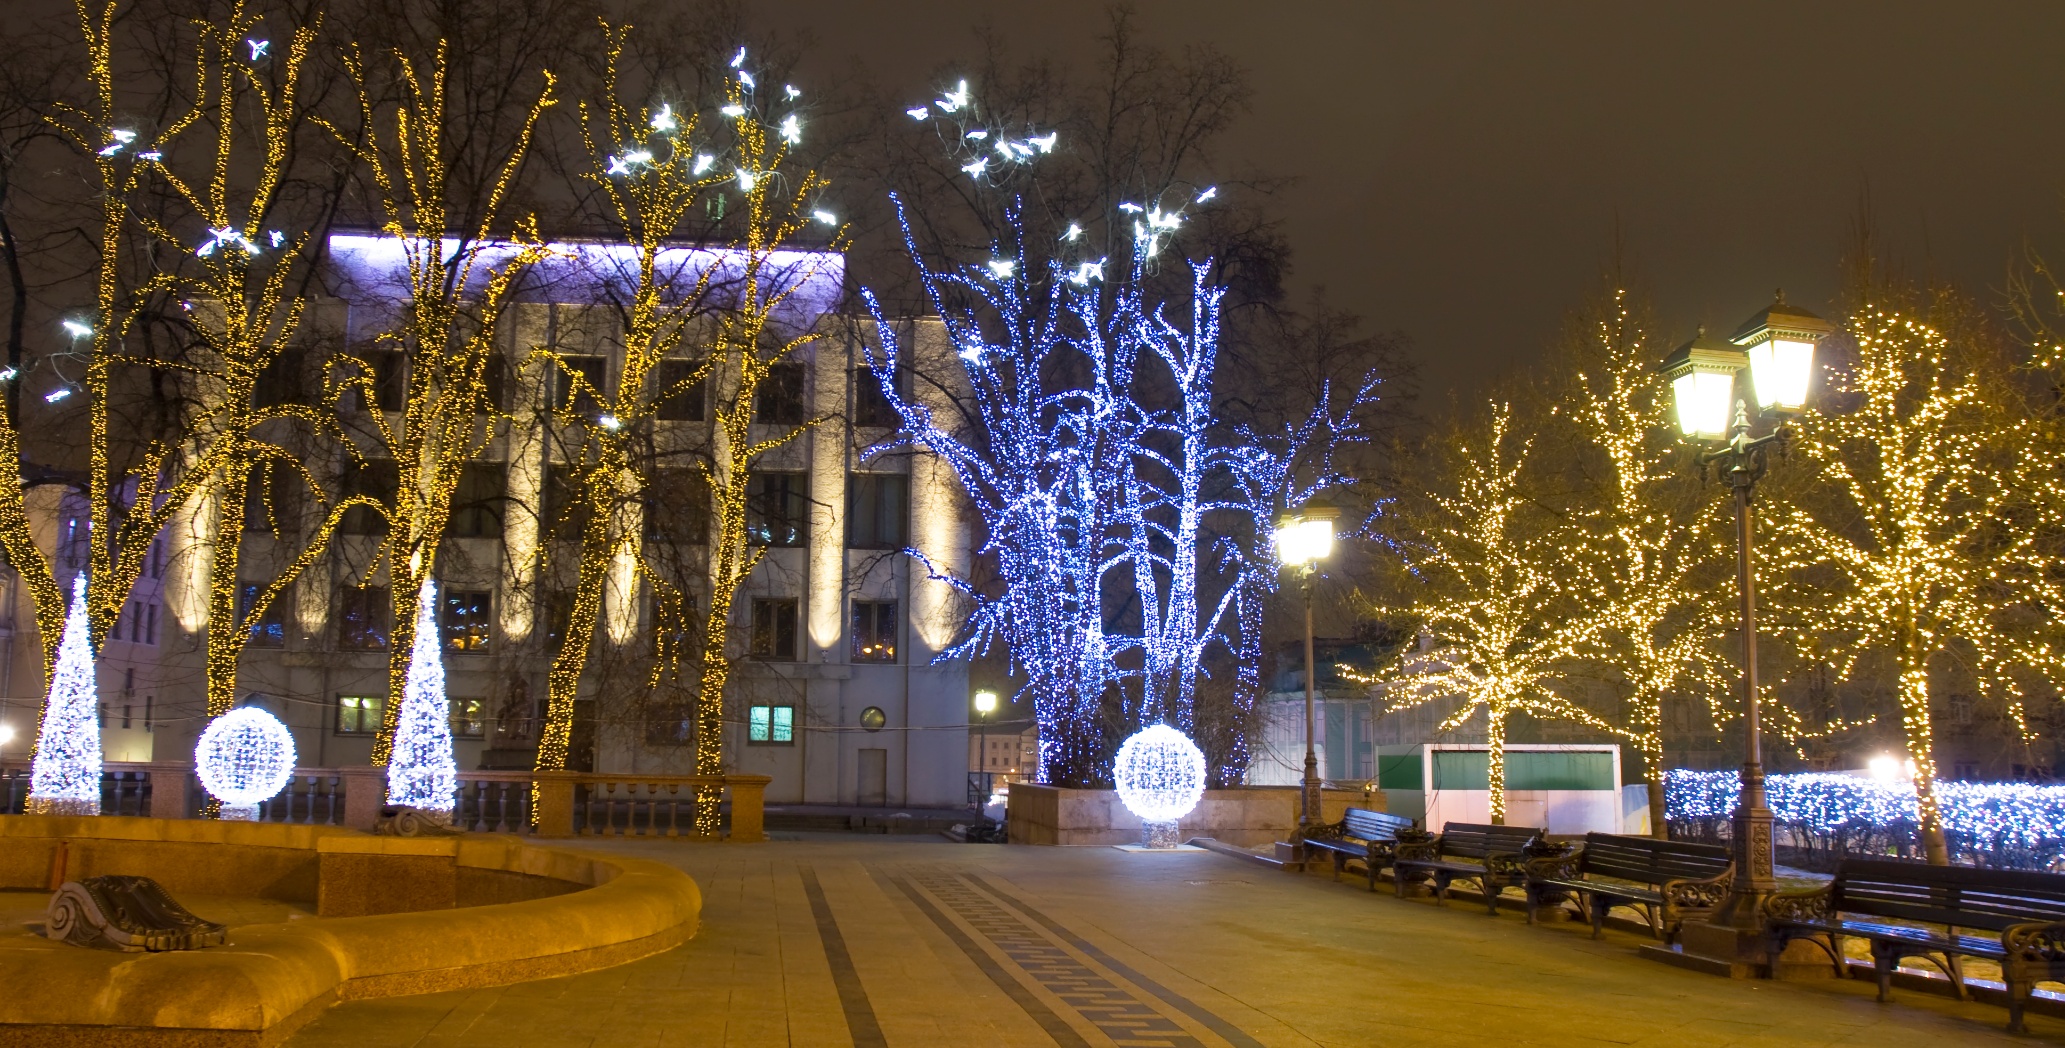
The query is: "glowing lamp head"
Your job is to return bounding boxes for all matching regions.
[1273,500,1340,568]
[0,723,13,747]
[973,689,998,715]
[1866,754,1916,784]
[1112,724,1207,824]
[1729,291,1831,415]
[1659,327,1746,440]
[195,707,297,814]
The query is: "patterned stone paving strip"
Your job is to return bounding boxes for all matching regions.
[799,865,887,1048]
[900,870,1214,1047]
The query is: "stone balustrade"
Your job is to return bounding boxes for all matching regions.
[0,760,768,841]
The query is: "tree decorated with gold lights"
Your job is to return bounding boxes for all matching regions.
[317,39,556,765]
[1358,403,1623,823]
[1547,284,1734,833]
[680,51,842,834]
[1765,288,2063,865]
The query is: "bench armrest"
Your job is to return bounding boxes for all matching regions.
[1395,830,1439,862]
[2003,922,2065,961]
[1762,883,1833,924]
[1524,852,1582,882]
[1303,821,1344,842]
[1660,869,1731,910]
[1485,851,1531,877]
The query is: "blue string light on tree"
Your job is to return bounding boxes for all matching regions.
[26,576,100,816]
[385,579,457,823]
[195,707,296,821]
[1113,724,1206,848]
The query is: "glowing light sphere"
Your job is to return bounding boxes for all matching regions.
[1113,724,1206,824]
[195,708,296,820]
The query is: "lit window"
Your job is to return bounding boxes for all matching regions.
[851,600,897,663]
[238,582,285,647]
[336,694,385,735]
[442,589,492,651]
[748,704,795,745]
[450,697,485,738]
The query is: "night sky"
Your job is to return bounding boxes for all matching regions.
[781,1,2065,398]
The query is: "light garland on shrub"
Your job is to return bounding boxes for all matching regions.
[26,577,101,816]
[385,580,457,822]
[195,707,296,820]
[1665,768,2065,855]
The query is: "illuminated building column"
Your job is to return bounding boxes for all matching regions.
[604,478,642,646]
[808,338,846,658]
[500,304,550,644]
[906,319,968,659]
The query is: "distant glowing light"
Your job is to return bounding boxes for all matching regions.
[721,104,746,118]
[1067,259,1105,286]
[935,79,970,113]
[730,46,746,68]
[110,129,136,144]
[1063,223,1083,241]
[44,389,71,403]
[268,230,285,247]
[779,114,801,145]
[1118,202,1143,214]
[650,104,677,131]
[785,84,800,100]
[738,71,755,90]
[986,259,1015,279]
[1196,185,1218,203]
[737,168,757,191]
[61,319,92,339]
[906,107,930,121]
[1028,131,1057,153]
[139,150,162,162]
[813,210,837,225]
[0,368,17,382]
[692,153,715,175]
[599,414,621,431]
[965,129,989,140]
[961,157,986,177]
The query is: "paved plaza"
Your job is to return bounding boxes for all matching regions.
[289,836,2062,1047]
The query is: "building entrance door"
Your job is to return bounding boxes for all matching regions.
[858,748,888,806]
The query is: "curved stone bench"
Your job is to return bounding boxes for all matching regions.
[0,816,701,1046]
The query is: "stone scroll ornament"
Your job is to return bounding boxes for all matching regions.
[1113,725,1207,848]
[46,875,228,951]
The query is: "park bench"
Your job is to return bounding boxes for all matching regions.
[1302,808,1416,890]
[1765,858,2065,1033]
[1521,832,1731,941]
[1392,821,1544,914]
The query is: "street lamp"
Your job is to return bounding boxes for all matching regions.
[972,689,998,806]
[1275,499,1339,835]
[1659,291,1832,970]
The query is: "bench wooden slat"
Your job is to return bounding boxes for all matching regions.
[1392,822,1544,914]
[1301,808,1415,891]
[1521,833,1731,942]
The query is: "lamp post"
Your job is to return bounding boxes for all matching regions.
[1274,500,1339,834]
[973,689,998,806]
[1660,292,1832,970]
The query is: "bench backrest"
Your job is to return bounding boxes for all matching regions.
[1577,833,1731,885]
[1832,858,2065,932]
[1436,822,1541,859]
[1341,808,1414,842]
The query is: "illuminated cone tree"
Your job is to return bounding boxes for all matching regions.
[385,577,458,821]
[26,578,101,816]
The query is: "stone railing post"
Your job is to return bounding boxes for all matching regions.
[139,762,194,819]
[724,775,770,842]
[532,771,578,837]
[338,766,385,832]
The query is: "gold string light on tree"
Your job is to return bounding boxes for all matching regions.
[1354,404,1626,823]
[316,41,556,765]
[1764,296,2065,865]
[529,23,736,792]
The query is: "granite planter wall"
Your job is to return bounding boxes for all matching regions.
[1006,783,1377,847]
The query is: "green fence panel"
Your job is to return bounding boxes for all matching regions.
[1377,753,1424,790]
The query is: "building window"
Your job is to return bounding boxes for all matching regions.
[543,589,577,651]
[145,603,158,645]
[852,366,902,429]
[450,462,505,538]
[750,598,798,660]
[644,702,694,746]
[442,589,492,652]
[851,600,897,663]
[340,457,398,535]
[238,582,286,648]
[450,697,486,739]
[1951,761,1979,781]
[748,704,795,744]
[645,468,712,545]
[655,359,706,422]
[554,354,608,413]
[337,585,390,650]
[754,362,806,425]
[544,464,591,541]
[847,473,908,550]
[746,471,809,547]
[480,354,509,414]
[336,694,384,735]
[353,351,407,412]
[243,460,302,533]
[253,348,307,408]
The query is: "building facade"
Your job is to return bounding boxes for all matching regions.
[0,237,976,810]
